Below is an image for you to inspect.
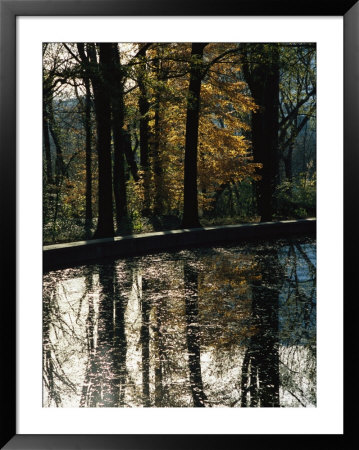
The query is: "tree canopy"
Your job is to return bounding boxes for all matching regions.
[43,42,316,244]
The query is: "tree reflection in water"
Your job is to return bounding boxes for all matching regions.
[140,276,151,407]
[184,262,208,406]
[80,263,129,407]
[43,236,316,407]
[240,247,282,407]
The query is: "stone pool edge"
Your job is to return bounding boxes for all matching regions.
[43,218,316,272]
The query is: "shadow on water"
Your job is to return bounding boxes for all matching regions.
[43,236,316,407]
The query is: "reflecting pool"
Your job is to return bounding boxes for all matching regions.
[43,236,316,407]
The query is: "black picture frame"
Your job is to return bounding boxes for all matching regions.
[1,0,356,448]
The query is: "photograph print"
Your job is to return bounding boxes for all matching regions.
[42,42,316,408]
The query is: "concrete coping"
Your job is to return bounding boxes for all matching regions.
[43,218,316,272]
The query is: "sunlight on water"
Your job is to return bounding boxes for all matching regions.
[43,236,316,408]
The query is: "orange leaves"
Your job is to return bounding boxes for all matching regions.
[101,44,263,222]
[132,43,261,214]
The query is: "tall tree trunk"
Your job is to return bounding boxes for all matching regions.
[138,82,150,170]
[43,111,53,185]
[123,131,139,182]
[152,61,164,216]
[283,113,312,182]
[242,44,280,222]
[138,75,151,213]
[110,44,128,232]
[135,44,152,214]
[283,141,294,184]
[153,103,162,215]
[77,43,93,235]
[47,97,66,184]
[182,43,207,228]
[92,43,114,239]
[84,77,93,235]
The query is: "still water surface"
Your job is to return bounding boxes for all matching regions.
[43,236,316,407]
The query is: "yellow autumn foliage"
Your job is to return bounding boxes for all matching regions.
[126,43,261,215]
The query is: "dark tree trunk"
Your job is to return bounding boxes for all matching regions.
[283,141,294,183]
[151,51,171,216]
[48,98,66,183]
[139,83,150,169]
[182,43,207,228]
[92,43,114,239]
[123,131,139,182]
[77,43,94,236]
[138,67,150,198]
[139,85,151,214]
[152,75,163,216]
[136,45,152,214]
[84,77,93,234]
[43,112,53,185]
[110,44,128,232]
[149,52,168,216]
[242,44,280,222]
[280,113,311,184]
[43,73,54,187]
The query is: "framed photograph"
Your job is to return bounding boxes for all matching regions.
[1,0,355,448]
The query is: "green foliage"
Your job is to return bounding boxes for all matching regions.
[275,171,316,219]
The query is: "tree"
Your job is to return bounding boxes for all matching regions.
[136,44,152,214]
[110,43,128,232]
[182,43,207,228]
[278,44,316,184]
[43,109,53,185]
[240,247,282,406]
[42,45,67,186]
[91,43,114,238]
[42,42,316,244]
[241,43,280,222]
[184,262,208,406]
[42,44,53,185]
[128,43,259,225]
[77,43,94,236]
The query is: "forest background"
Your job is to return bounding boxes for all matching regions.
[43,42,316,244]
